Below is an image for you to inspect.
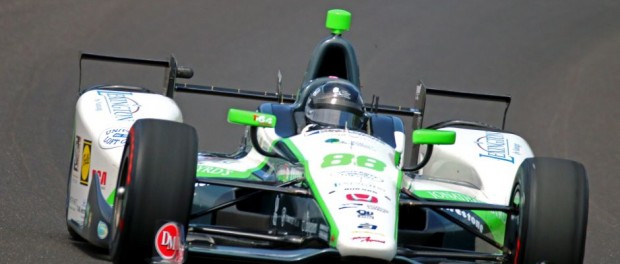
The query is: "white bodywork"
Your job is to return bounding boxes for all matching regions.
[286,129,402,261]
[67,89,182,228]
[410,128,535,206]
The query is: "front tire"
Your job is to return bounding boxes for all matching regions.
[504,157,588,264]
[109,119,198,263]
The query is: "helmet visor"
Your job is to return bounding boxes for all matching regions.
[306,108,363,129]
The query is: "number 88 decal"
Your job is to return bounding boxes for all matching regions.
[320,153,386,172]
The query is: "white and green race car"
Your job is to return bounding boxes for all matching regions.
[66,9,588,264]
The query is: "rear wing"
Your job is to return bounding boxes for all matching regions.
[78,52,511,165]
[416,83,512,130]
[78,52,194,97]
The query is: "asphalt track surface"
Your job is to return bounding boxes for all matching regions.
[1,1,619,263]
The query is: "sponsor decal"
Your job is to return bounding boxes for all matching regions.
[198,156,238,164]
[418,190,506,223]
[325,138,339,143]
[317,129,346,134]
[343,187,378,195]
[358,223,378,230]
[366,204,388,214]
[339,203,363,210]
[196,165,232,176]
[92,170,107,186]
[68,197,79,213]
[334,181,386,193]
[323,138,374,150]
[305,130,321,136]
[513,143,522,155]
[356,210,374,219]
[97,90,140,121]
[319,129,388,145]
[73,136,81,172]
[428,191,477,202]
[444,208,486,233]
[427,191,507,242]
[339,203,388,214]
[99,128,129,149]
[95,98,103,111]
[253,114,274,126]
[351,230,384,237]
[352,236,385,243]
[97,221,108,239]
[336,171,384,182]
[346,193,378,203]
[476,132,514,163]
[155,222,181,260]
[74,200,87,227]
[80,140,92,186]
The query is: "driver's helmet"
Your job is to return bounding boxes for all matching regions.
[304,79,365,130]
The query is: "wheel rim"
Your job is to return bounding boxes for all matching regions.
[110,185,126,254]
[112,187,125,235]
[506,182,523,263]
[110,152,130,256]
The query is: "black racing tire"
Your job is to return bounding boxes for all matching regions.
[109,119,198,264]
[504,157,588,264]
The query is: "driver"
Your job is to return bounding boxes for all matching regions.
[302,78,367,132]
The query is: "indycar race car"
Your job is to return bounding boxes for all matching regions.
[66,9,589,264]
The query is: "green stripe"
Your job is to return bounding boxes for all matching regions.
[281,138,340,247]
[196,161,267,180]
[394,151,402,166]
[395,170,403,239]
[106,188,116,206]
[414,190,507,244]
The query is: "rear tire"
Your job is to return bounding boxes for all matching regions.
[109,119,198,263]
[504,157,588,264]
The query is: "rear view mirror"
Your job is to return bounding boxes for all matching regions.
[403,129,456,172]
[227,109,277,128]
[412,129,456,145]
[228,108,281,158]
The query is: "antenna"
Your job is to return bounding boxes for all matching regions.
[277,70,283,103]
[370,94,380,113]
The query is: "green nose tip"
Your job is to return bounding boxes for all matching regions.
[325,9,351,35]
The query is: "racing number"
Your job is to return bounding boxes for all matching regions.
[356,156,386,171]
[321,153,386,171]
[321,153,353,167]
